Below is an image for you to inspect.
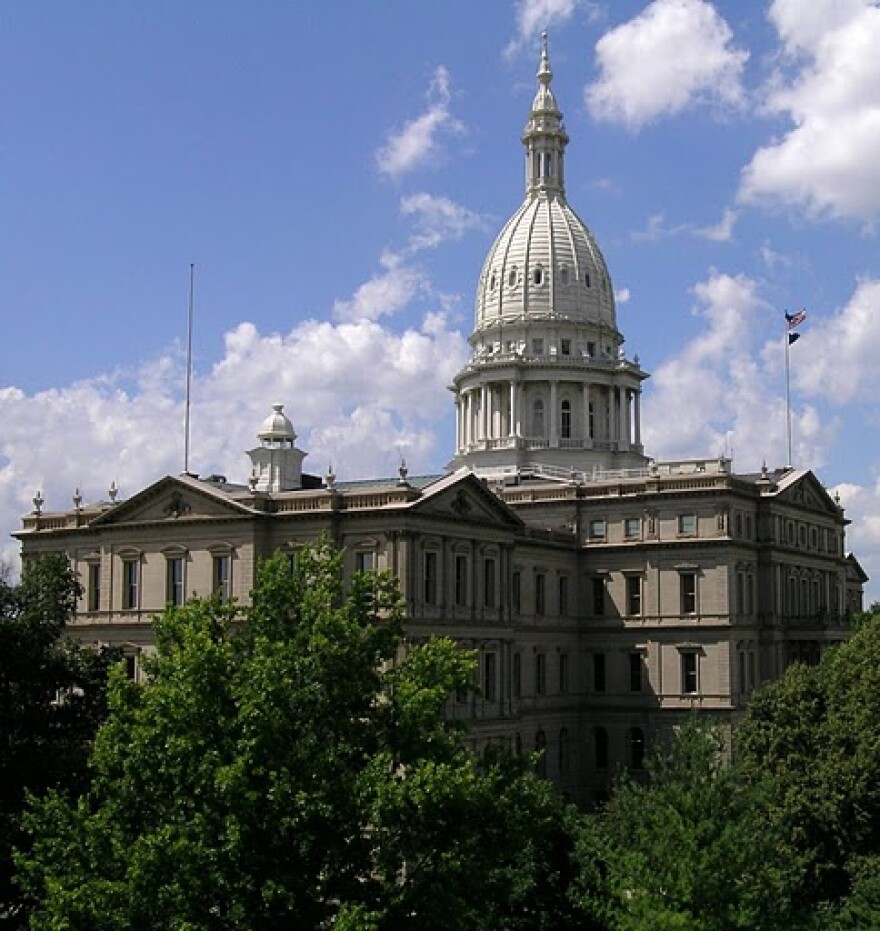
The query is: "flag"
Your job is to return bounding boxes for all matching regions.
[785,308,807,328]
[789,332,801,346]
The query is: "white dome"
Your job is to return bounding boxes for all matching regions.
[474,194,615,333]
[258,403,296,442]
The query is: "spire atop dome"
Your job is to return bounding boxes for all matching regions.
[523,32,568,199]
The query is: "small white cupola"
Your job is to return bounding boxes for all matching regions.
[246,403,307,492]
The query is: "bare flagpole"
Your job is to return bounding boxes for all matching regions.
[184,263,195,475]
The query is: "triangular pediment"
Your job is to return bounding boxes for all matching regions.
[88,475,257,528]
[775,471,842,517]
[409,472,523,529]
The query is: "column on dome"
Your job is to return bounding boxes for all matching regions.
[583,383,592,448]
[621,389,631,451]
[480,385,488,442]
[634,389,642,448]
[454,395,462,452]
[549,380,558,447]
[509,379,517,438]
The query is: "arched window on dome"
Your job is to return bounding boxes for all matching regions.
[489,272,497,291]
[508,267,518,288]
[560,400,572,439]
[560,267,569,286]
[585,272,591,288]
[533,399,545,439]
[533,266,543,286]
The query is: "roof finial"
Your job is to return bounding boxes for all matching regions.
[538,30,552,85]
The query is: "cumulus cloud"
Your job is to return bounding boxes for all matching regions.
[375,66,464,178]
[586,0,748,130]
[740,0,880,221]
[400,192,489,253]
[504,0,587,57]
[642,270,835,470]
[331,253,426,323]
[0,312,468,571]
[696,207,738,242]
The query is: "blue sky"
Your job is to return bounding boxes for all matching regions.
[3,0,880,596]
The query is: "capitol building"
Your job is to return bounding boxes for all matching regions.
[16,38,865,803]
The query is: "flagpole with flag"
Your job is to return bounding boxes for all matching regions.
[784,308,807,467]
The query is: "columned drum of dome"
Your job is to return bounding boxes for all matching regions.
[450,33,649,480]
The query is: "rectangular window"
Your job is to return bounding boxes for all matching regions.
[166,557,185,607]
[739,650,747,694]
[558,576,568,616]
[213,555,231,604]
[679,514,697,535]
[681,652,698,694]
[560,338,571,356]
[626,575,642,616]
[535,653,546,695]
[748,650,756,691]
[484,557,496,608]
[87,563,101,612]
[483,652,497,701]
[512,571,522,614]
[593,653,606,692]
[535,572,546,614]
[424,551,438,605]
[512,653,522,698]
[624,517,641,538]
[355,550,375,573]
[559,652,569,694]
[680,572,697,615]
[532,338,544,355]
[122,559,139,610]
[588,519,606,541]
[592,577,606,616]
[454,554,468,607]
[629,652,643,693]
[124,655,137,681]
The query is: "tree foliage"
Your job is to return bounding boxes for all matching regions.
[737,607,880,920]
[18,543,576,930]
[0,555,116,926]
[572,718,804,931]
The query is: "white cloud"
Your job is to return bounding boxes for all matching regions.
[331,253,426,323]
[504,0,586,57]
[696,207,737,242]
[739,0,880,221]
[615,287,631,304]
[788,277,880,403]
[585,0,748,130]
[400,192,489,253]
[375,66,464,178]
[630,212,687,242]
[831,476,880,601]
[642,270,836,470]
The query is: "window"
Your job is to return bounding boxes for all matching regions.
[559,652,569,694]
[560,400,572,439]
[533,266,543,285]
[484,557,496,609]
[122,559,139,610]
[592,577,606,616]
[512,653,522,698]
[560,267,570,286]
[535,653,546,695]
[533,399,545,437]
[512,571,522,613]
[681,651,698,694]
[679,514,697,535]
[483,652,497,701]
[558,727,570,775]
[585,272,591,288]
[213,555,231,603]
[558,575,569,616]
[355,550,375,573]
[532,338,544,355]
[560,338,571,356]
[680,572,697,615]
[588,519,606,541]
[87,562,101,612]
[124,654,137,681]
[626,575,642,616]
[166,557,185,607]
[489,272,497,291]
[424,551,438,605]
[593,653,606,692]
[535,572,546,615]
[624,517,641,538]
[455,554,468,608]
[594,726,609,770]
[508,267,517,287]
[629,652,643,693]
[628,727,645,770]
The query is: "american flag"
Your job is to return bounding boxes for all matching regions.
[785,309,807,328]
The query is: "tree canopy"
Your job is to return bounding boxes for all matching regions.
[0,555,116,927]
[17,543,577,930]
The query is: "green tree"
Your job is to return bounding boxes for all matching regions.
[738,608,880,915]
[0,555,116,927]
[572,718,803,931]
[18,543,578,930]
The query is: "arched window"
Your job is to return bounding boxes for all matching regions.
[558,727,570,775]
[535,730,547,778]
[594,726,608,770]
[533,266,543,285]
[533,399,545,438]
[508,267,517,287]
[560,267,570,286]
[628,727,645,770]
[585,272,591,288]
[489,272,496,291]
[543,152,554,178]
[560,400,572,439]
